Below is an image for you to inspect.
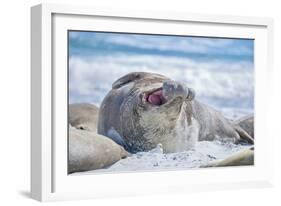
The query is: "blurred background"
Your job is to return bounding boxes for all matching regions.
[68,31,254,119]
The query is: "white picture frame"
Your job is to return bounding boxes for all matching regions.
[31,3,274,202]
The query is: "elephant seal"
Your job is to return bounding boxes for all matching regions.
[202,147,254,167]
[69,103,99,132]
[234,115,254,139]
[98,72,254,153]
[69,104,128,173]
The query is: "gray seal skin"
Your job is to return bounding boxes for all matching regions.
[98,72,254,154]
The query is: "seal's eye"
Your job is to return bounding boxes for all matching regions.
[146,89,167,106]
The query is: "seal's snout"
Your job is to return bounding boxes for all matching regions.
[143,80,195,106]
[163,80,195,101]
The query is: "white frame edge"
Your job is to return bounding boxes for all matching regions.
[31,3,274,202]
[31,4,52,201]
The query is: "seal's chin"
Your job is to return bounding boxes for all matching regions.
[146,88,167,106]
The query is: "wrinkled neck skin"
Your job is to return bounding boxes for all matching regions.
[138,100,200,153]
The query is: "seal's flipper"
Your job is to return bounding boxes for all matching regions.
[202,147,254,167]
[234,125,254,144]
[234,115,254,138]
[106,127,129,150]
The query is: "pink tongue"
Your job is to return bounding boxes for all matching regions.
[148,90,163,105]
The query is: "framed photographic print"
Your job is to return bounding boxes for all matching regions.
[31,3,274,201]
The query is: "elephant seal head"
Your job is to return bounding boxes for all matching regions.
[98,72,197,153]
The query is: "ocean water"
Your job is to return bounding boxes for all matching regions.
[69,32,254,120]
[69,54,254,120]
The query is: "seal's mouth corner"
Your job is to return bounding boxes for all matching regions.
[144,88,167,106]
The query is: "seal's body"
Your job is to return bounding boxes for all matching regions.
[98,72,253,153]
[235,115,254,139]
[69,103,99,132]
[69,104,128,173]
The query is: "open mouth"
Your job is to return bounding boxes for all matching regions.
[145,88,167,106]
